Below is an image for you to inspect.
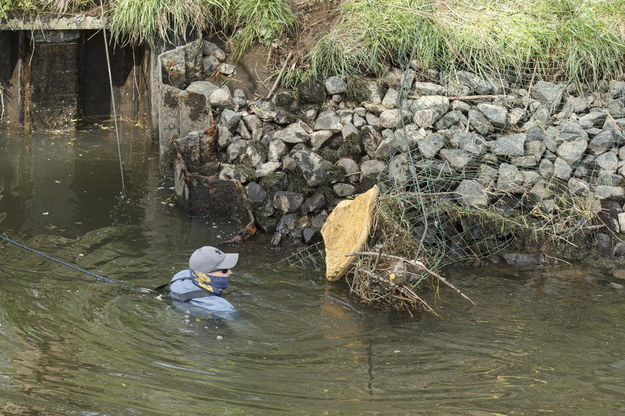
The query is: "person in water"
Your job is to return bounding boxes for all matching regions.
[169,246,239,316]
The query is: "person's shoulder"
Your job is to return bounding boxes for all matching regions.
[170,269,191,282]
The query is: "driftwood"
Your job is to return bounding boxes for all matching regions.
[346,251,476,306]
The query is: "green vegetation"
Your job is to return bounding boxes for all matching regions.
[310,0,625,86]
[1,0,624,86]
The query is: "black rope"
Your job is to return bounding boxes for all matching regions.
[0,234,154,293]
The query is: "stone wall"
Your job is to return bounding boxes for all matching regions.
[159,40,625,259]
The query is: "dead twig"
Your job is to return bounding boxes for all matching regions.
[347,251,476,306]
[359,269,439,316]
[265,52,292,100]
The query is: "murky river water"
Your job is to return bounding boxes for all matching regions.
[1,124,625,415]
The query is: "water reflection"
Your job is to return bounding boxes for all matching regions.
[1,126,625,415]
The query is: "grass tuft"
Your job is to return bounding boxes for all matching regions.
[228,0,298,58]
[308,0,625,88]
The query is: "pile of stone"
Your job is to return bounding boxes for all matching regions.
[159,40,625,257]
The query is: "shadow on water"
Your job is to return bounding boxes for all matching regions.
[1,125,625,415]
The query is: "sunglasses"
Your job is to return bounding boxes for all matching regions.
[221,269,231,273]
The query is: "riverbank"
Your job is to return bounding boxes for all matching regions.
[161,38,625,310]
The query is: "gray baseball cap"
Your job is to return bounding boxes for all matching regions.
[189,246,239,273]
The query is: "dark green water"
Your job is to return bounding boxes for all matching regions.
[1,124,625,415]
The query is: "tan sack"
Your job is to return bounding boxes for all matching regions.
[321,185,379,281]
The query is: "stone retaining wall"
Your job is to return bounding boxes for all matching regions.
[158,40,625,260]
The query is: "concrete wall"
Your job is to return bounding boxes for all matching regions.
[0,24,152,132]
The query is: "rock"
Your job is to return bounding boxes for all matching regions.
[282,156,297,171]
[477,164,498,188]
[310,130,334,149]
[271,213,298,246]
[411,95,450,116]
[362,80,382,103]
[455,179,488,207]
[324,76,346,95]
[240,142,267,168]
[218,63,236,76]
[477,103,508,128]
[595,185,625,200]
[588,130,616,155]
[382,87,399,108]
[365,113,380,126]
[218,164,252,183]
[596,151,619,173]
[361,125,384,157]
[568,177,591,195]
[522,170,541,187]
[618,212,625,232]
[219,109,241,131]
[203,41,226,60]
[388,153,415,184]
[456,71,496,94]
[255,161,281,177]
[413,81,445,95]
[292,149,333,186]
[302,228,323,244]
[451,100,472,113]
[380,109,401,128]
[161,46,186,88]
[274,121,311,144]
[559,121,589,141]
[439,149,471,170]
[202,55,220,76]
[526,125,548,141]
[490,133,526,156]
[226,139,247,162]
[418,132,445,159]
[468,109,494,135]
[508,107,526,125]
[609,81,625,98]
[553,157,572,180]
[353,114,366,128]
[185,42,205,81]
[360,160,386,177]
[273,191,304,213]
[298,78,326,104]
[186,80,220,98]
[314,110,343,132]
[526,140,546,160]
[303,192,326,213]
[209,88,234,108]
[435,110,466,129]
[268,139,288,162]
[531,81,564,107]
[497,163,524,192]
[341,122,360,142]
[511,156,537,168]
[233,89,247,109]
[413,109,440,128]
[337,157,360,182]
[217,125,232,149]
[615,242,625,257]
[246,182,267,204]
[333,183,356,197]
[236,121,251,139]
[557,138,588,164]
[579,111,608,128]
